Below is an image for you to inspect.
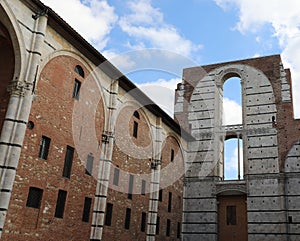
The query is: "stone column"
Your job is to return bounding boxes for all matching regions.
[146,117,163,241]
[0,12,47,237]
[90,80,118,241]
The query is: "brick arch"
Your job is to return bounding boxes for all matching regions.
[34,54,105,163]
[160,134,185,188]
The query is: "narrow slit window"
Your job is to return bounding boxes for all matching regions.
[125,208,131,229]
[113,168,120,186]
[171,149,175,162]
[159,189,163,202]
[128,174,134,199]
[62,145,74,178]
[72,79,81,100]
[105,203,113,226]
[141,212,146,232]
[166,219,171,237]
[38,135,51,160]
[156,216,160,235]
[26,187,43,209]
[141,180,146,195]
[85,154,94,176]
[54,190,67,218]
[133,121,138,138]
[168,192,172,212]
[82,197,92,222]
[177,222,181,238]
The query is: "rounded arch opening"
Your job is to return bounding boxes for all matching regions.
[0,21,14,131]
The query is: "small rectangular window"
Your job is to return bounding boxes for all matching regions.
[141,180,146,195]
[133,121,138,138]
[105,203,113,226]
[156,216,160,235]
[113,168,119,186]
[38,135,51,160]
[171,149,175,162]
[72,79,81,99]
[62,146,74,178]
[82,197,92,222]
[26,187,43,209]
[226,205,236,225]
[168,192,172,212]
[141,212,146,232]
[125,208,131,229]
[166,219,171,237]
[85,154,94,176]
[159,189,163,202]
[128,174,134,199]
[177,222,181,238]
[55,190,67,218]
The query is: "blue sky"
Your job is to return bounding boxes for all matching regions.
[41,0,300,179]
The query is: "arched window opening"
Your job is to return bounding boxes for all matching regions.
[133,111,140,119]
[74,65,84,78]
[223,77,242,125]
[224,137,243,180]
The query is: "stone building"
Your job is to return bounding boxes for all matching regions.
[175,55,300,241]
[1,0,300,241]
[0,0,190,240]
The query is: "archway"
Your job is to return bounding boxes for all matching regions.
[0,22,14,132]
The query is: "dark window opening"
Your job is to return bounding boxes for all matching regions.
[168,192,172,212]
[171,149,175,162]
[74,65,84,78]
[289,216,293,223]
[62,145,74,178]
[55,190,67,218]
[141,180,146,195]
[38,135,51,160]
[105,203,113,226]
[141,212,146,232]
[26,187,43,209]
[159,189,163,202]
[166,219,171,237]
[125,208,131,229]
[133,121,138,138]
[128,174,134,199]
[156,216,160,235]
[177,222,181,238]
[82,197,92,222]
[113,168,120,186]
[133,111,140,119]
[226,205,237,225]
[85,154,94,176]
[72,79,81,100]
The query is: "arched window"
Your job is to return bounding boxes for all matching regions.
[133,111,140,138]
[74,65,84,78]
[133,111,140,119]
[223,76,243,180]
[223,77,242,125]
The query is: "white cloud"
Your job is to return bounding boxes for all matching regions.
[225,144,243,180]
[137,78,180,117]
[223,98,242,125]
[41,0,118,50]
[119,0,201,57]
[215,0,300,118]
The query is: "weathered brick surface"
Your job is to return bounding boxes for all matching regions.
[2,55,104,241]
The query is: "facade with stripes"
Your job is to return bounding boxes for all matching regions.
[175,55,300,241]
[0,0,190,240]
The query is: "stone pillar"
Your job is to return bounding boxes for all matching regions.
[0,12,47,237]
[146,117,163,241]
[90,80,118,241]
